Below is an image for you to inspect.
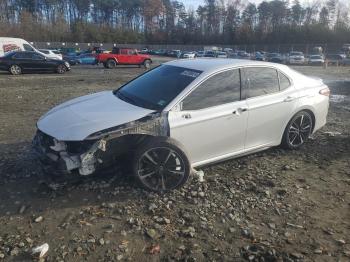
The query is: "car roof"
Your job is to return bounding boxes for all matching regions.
[164,58,284,73]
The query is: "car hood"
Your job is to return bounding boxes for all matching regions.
[37,91,155,141]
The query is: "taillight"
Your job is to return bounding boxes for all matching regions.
[319,87,330,96]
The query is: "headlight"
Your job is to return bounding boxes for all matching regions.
[64,62,70,67]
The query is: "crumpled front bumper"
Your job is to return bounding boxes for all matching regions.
[32,130,102,176]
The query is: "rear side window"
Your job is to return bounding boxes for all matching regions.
[182,69,241,110]
[245,67,279,98]
[279,72,291,90]
[40,50,49,54]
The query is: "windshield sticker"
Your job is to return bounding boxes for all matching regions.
[181,70,201,78]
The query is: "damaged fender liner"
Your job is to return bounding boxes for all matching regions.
[33,112,170,176]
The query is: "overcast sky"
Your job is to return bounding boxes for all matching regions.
[185,0,347,9]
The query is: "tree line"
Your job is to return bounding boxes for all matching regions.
[0,0,349,45]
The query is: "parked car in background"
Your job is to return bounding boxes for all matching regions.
[325,54,344,65]
[59,48,77,56]
[0,37,37,57]
[139,48,149,54]
[204,50,216,57]
[196,51,205,57]
[166,50,181,58]
[308,55,324,65]
[63,53,80,65]
[77,53,98,65]
[181,52,196,59]
[288,51,305,65]
[216,51,228,58]
[97,47,152,69]
[33,59,329,192]
[267,53,284,63]
[255,51,265,61]
[39,49,62,60]
[237,50,250,59]
[0,51,70,75]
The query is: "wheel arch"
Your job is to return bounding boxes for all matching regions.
[107,57,118,63]
[279,107,316,144]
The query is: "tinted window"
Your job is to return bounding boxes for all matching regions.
[115,65,202,110]
[279,72,291,90]
[40,50,50,54]
[182,69,241,110]
[23,44,34,51]
[13,52,32,59]
[246,67,279,98]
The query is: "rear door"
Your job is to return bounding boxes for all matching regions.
[168,69,248,165]
[12,52,33,69]
[243,67,298,149]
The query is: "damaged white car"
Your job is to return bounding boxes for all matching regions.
[33,59,330,191]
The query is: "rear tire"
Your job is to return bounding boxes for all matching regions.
[281,111,313,149]
[57,64,67,74]
[143,59,151,69]
[9,64,22,75]
[132,137,191,192]
[106,59,117,69]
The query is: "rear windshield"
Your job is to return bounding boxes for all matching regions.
[114,65,202,110]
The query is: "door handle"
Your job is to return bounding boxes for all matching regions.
[284,96,297,102]
[233,107,248,115]
[182,113,192,119]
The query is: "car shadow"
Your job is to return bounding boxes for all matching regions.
[0,133,348,217]
[0,141,143,217]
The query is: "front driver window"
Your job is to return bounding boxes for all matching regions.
[182,69,241,110]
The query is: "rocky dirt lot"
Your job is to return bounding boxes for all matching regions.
[0,60,349,261]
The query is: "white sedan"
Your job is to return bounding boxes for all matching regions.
[33,59,329,191]
[38,49,63,60]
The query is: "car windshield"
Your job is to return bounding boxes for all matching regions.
[311,55,322,59]
[290,52,303,56]
[114,65,202,111]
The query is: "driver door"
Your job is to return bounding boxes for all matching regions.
[168,69,248,166]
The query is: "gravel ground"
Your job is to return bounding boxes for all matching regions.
[0,59,349,261]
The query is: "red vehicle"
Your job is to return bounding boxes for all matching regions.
[97,47,152,69]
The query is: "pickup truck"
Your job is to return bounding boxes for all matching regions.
[97,47,152,69]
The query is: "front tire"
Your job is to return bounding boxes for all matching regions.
[9,64,22,75]
[132,138,191,192]
[57,64,67,74]
[281,111,313,149]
